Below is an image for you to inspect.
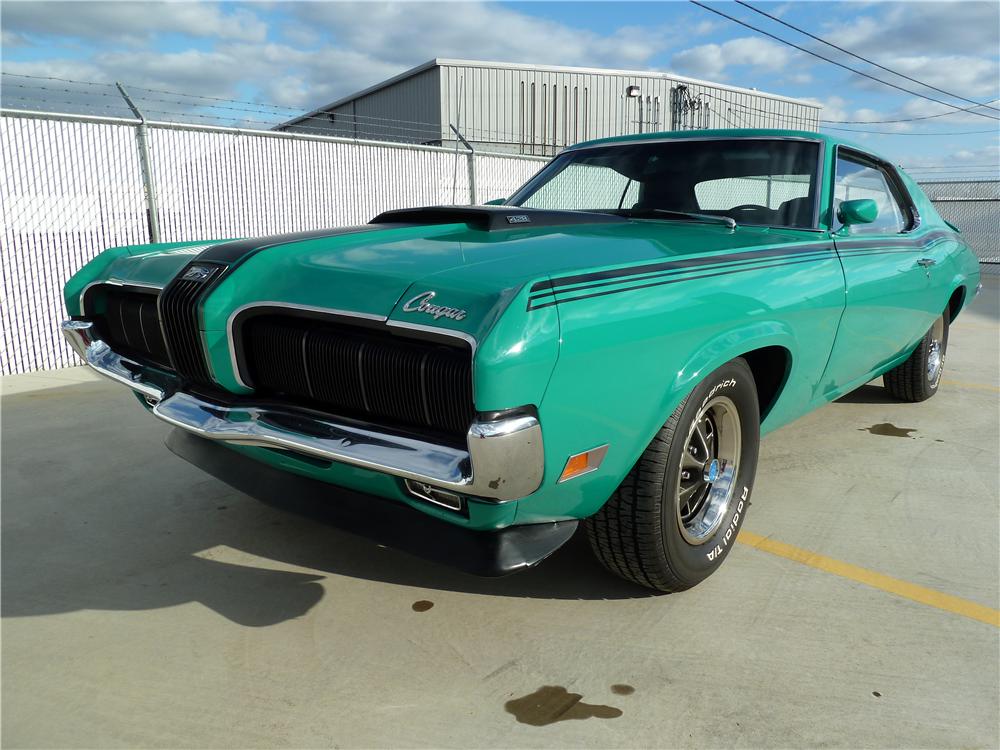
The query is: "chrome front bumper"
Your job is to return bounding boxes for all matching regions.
[62,320,544,501]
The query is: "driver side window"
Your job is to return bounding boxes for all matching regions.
[834,155,909,234]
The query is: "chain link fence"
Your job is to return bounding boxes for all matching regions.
[1,108,996,375]
[920,180,999,272]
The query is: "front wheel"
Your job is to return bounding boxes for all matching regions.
[585,358,761,593]
[883,310,949,402]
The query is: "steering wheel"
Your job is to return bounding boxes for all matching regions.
[729,204,770,213]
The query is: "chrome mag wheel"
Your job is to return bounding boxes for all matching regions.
[675,395,742,545]
[926,314,946,386]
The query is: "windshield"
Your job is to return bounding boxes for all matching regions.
[508,138,821,229]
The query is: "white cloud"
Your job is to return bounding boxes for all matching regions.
[828,2,999,59]
[293,2,674,70]
[2,1,267,44]
[671,37,792,80]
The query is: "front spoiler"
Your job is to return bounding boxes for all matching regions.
[166,429,578,577]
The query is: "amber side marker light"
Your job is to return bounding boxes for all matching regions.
[558,444,610,483]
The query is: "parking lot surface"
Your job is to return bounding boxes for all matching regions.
[3,278,998,749]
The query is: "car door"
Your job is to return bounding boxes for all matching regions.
[822,149,936,392]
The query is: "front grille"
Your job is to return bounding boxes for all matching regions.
[158,264,223,383]
[90,286,171,369]
[240,315,475,438]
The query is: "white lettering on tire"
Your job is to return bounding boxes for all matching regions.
[706,485,749,561]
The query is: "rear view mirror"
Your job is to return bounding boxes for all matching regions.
[838,198,878,226]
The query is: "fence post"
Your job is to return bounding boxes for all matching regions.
[450,124,477,205]
[115,82,161,243]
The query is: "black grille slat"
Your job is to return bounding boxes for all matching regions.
[159,267,221,383]
[243,315,475,438]
[90,286,171,370]
[306,330,366,411]
[251,320,311,398]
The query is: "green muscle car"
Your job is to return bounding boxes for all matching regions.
[62,129,981,592]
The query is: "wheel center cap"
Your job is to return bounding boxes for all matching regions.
[704,458,721,483]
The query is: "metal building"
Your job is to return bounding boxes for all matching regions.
[277,59,822,155]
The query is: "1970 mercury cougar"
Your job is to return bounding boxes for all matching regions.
[62,129,981,592]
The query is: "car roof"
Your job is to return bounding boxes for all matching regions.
[566,128,871,157]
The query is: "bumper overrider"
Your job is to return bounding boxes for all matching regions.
[61,320,544,502]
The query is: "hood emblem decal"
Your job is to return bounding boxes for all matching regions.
[181,264,216,282]
[402,291,467,321]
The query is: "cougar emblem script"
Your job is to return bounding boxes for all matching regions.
[506,214,531,224]
[402,291,467,321]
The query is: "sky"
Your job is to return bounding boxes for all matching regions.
[2,0,998,178]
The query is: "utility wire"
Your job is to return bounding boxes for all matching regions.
[689,1,1000,122]
[735,0,1000,114]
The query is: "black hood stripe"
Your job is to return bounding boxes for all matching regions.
[194,225,393,266]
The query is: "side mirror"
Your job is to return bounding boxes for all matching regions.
[838,198,878,226]
[484,198,507,206]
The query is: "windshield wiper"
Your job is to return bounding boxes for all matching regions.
[622,208,737,229]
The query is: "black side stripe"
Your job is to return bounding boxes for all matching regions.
[527,229,959,310]
[529,243,832,294]
[528,248,835,304]
[834,229,956,251]
[527,256,830,311]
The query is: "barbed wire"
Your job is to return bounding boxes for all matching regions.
[3,71,998,148]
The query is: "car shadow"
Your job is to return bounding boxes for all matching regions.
[1,382,652,629]
[834,383,902,405]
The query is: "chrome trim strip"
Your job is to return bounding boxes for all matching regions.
[225,302,389,388]
[60,320,541,501]
[385,319,478,352]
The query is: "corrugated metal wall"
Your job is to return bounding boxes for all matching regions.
[284,68,442,144]
[436,62,821,155]
[283,62,822,155]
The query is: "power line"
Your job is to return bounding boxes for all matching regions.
[825,100,1000,125]
[716,97,1000,136]
[735,0,1000,114]
[820,123,999,136]
[688,1,1000,122]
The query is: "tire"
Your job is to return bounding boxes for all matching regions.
[585,358,761,593]
[883,309,949,403]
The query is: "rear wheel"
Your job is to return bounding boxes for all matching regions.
[883,310,949,402]
[585,358,760,593]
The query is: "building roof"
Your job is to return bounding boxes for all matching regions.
[279,58,821,130]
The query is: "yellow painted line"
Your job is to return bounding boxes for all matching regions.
[941,378,1000,392]
[738,530,1000,628]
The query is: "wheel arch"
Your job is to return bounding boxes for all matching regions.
[664,320,797,425]
[741,345,793,422]
[948,284,966,323]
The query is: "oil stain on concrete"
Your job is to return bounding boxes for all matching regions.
[505,686,623,726]
[610,684,635,696]
[411,600,434,612]
[861,423,917,438]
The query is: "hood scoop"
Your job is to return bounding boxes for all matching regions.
[370,205,628,232]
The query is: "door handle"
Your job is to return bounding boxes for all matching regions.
[916,258,936,268]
